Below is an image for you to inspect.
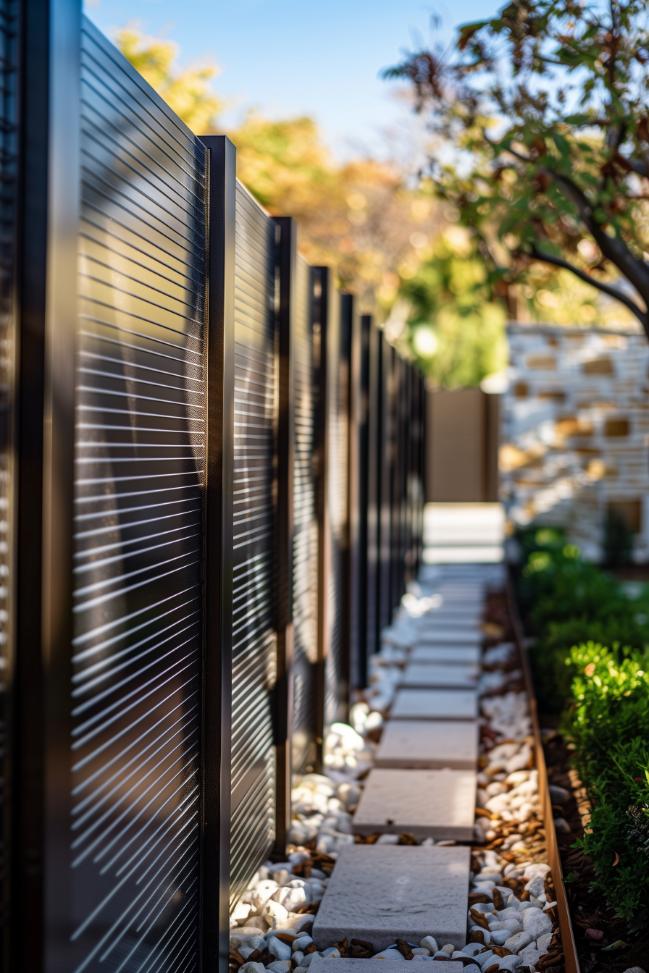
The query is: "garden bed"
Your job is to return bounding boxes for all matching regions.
[510,529,649,973]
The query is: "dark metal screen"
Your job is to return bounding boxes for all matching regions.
[4,8,428,962]
[0,0,17,958]
[291,255,318,770]
[72,19,208,969]
[229,181,278,905]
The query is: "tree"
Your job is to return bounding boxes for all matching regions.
[385,0,649,336]
[116,28,222,133]
[400,228,507,386]
[116,29,439,311]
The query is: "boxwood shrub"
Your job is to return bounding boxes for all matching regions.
[516,533,649,925]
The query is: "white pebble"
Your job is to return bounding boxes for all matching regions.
[521,907,552,938]
[504,931,532,952]
[373,948,404,960]
[268,937,292,961]
[498,956,522,971]
[520,944,541,967]
[263,901,289,928]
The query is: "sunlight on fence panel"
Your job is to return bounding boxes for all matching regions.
[72,19,207,969]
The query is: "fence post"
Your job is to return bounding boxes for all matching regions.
[273,216,296,855]
[12,2,81,969]
[201,134,236,973]
[353,313,372,688]
[312,267,331,763]
[365,318,380,661]
[342,294,362,691]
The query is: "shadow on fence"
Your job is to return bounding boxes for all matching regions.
[1,4,426,970]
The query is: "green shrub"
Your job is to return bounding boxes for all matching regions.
[516,533,649,925]
[515,524,568,560]
[532,614,649,712]
[565,642,649,774]
[563,643,649,923]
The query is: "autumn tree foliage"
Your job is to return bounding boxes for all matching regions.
[386,0,649,335]
[117,29,437,310]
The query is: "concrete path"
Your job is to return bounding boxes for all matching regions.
[314,547,504,952]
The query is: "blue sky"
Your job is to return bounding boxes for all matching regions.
[86,0,488,158]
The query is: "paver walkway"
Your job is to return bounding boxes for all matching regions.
[314,554,500,950]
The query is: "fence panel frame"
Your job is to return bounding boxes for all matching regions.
[273,215,296,855]
[12,1,81,968]
[365,318,380,662]
[201,134,237,973]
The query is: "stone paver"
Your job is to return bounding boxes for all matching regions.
[418,611,482,626]
[391,688,478,721]
[309,956,464,973]
[352,768,476,840]
[311,961,463,973]
[418,630,482,645]
[410,644,481,666]
[311,844,470,950]
[375,719,478,770]
[400,662,478,689]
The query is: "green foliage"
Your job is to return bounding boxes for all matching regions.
[516,533,649,923]
[116,29,438,312]
[386,0,649,334]
[116,28,223,133]
[566,645,649,925]
[400,229,507,387]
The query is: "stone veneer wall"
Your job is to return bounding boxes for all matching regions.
[501,323,649,561]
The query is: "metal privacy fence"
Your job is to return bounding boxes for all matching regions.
[3,4,426,971]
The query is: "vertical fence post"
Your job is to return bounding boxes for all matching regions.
[365,318,380,661]
[312,266,331,764]
[377,331,391,629]
[273,216,296,855]
[13,2,81,969]
[342,294,361,690]
[389,345,400,616]
[353,313,371,688]
[201,134,236,973]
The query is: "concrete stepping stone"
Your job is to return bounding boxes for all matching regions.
[418,610,483,625]
[375,719,478,770]
[352,768,476,840]
[400,662,478,689]
[418,629,482,643]
[391,688,478,721]
[311,961,463,973]
[410,644,481,666]
[311,843,470,950]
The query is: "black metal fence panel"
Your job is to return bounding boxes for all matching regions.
[0,0,17,960]
[291,253,319,771]
[70,19,208,970]
[229,182,278,905]
[6,9,427,966]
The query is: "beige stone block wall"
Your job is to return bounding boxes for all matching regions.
[502,323,649,561]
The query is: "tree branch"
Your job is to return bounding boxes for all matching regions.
[526,244,649,334]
